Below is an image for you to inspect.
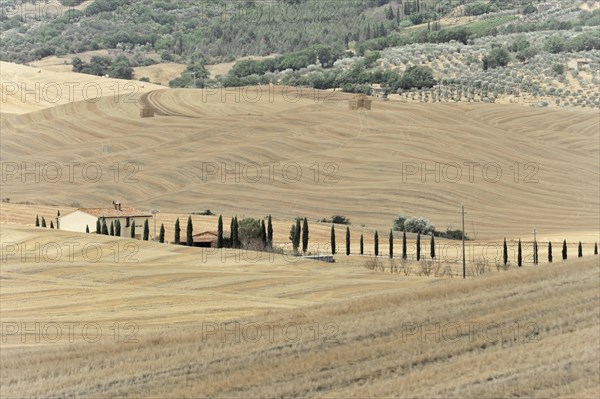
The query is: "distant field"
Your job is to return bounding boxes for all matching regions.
[1,224,598,398]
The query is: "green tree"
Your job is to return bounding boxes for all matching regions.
[260,219,267,249]
[302,217,309,254]
[330,224,336,255]
[186,216,193,246]
[174,218,181,244]
[483,47,511,70]
[548,242,553,263]
[144,219,150,241]
[360,234,364,255]
[533,240,538,265]
[86,225,90,233]
[96,219,101,234]
[115,220,121,237]
[503,238,508,266]
[399,66,436,89]
[416,233,421,261]
[346,226,351,256]
[402,231,407,260]
[389,229,394,259]
[595,242,598,255]
[130,219,136,239]
[41,216,47,228]
[102,218,108,235]
[35,215,40,227]
[233,216,241,248]
[110,221,114,236]
[544,36,565,54]
[578,241,583,257]
[50,221,54,229]
[267,215,273,249]
[430,235,435,259]
[159,224,165,243]
[518,239,522,267]
[374,231,379,257]
[562,240,567,260]
[217,215,224,248]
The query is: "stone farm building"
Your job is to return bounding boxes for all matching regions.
[191,231,231,247]
[59,202,152,239]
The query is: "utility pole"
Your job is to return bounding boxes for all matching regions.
[533,227,538,265]
[462,205,466,279]
[151,209,160,241]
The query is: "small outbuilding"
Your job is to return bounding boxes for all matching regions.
[191,231,231,247]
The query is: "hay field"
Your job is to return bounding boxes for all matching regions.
[1,62,599,239]
[1,224,598,398]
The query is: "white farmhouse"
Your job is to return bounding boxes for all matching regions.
[59,202,152,239]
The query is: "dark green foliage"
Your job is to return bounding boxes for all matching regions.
[389,229,393,259]
[374,231,379,257]
[552,64,564,75]
[360,234,364,255]
[398,66,436,90]
[533,240,538,265]
[562,240,567,260]
[144,219,150,241]
[503,238,508,265]
[483,47,511,70]
[115,220,121,237]
[174,218,181,245]
[186,217,193,246]
[416,233,421,261]
[232,217,241,248]
[50,221,54,229]
[217,215,224,248]
[159,224,165,243]
[260,220,267,249]
[330,224,336,255]
[238,218,262,249]
[267,215,273,249]
[302,218,309,254]
[595,242,598,255]
[548,242,553,263]
[578,242,583,258]
[110,221,114,236]
[72,55,134,79]
[402,231,407,260]
[517,239,522,267]
[96,219,101,234]
[430,235,435,259]
[130,219,136,239]
[321,215,351,225]
[35,215,39,227]
[86,225,90,233]
[101,218,108,235]
[41,217,46,228]
[346,226,351,256]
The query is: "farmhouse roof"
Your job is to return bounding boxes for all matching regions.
[192,231,231,239]
[76,207,152,218]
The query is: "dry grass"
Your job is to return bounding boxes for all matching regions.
[1,224,598,398]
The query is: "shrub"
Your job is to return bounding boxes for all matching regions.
[403,217,435,235]
[239,218,262,249]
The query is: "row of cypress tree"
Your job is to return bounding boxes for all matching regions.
[503,238,598,266]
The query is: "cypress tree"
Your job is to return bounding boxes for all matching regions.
[533,240,538,265]
[290,224,297,252]
[130,219,136,239]
[595,242,598,255]
[260,220,267,249]
[518,239,522,267]
[86,225,90,233]
[174,218,180,244]
[217,215,224,248]
[267,215,273,249]
[115,220,121,236]
[233,216,240,248]
[35,215,40,227]
[101,218,108,235]
[389,229,394,259]
[56,210,60,229]
[360,234,364,255]
[96,219,101,234]
[346,226,351,256]
[144,219,150,241]
[416,233,421,261]
[503,238,508,266]
[562,240,567,260]
[302,217,309,254]
[50,221,54,229]
[159,224,165,243]
[330,224,336,255]
[548,242,553,263]
[402,231,407,260]
[578,241,583,258]
[230,217,235,248]
[110,221,114,236]
[186,216,193,246]
[374,231,379,257]
[41,216,46,228]
[430,235,436,259]
[292,219,300,252]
